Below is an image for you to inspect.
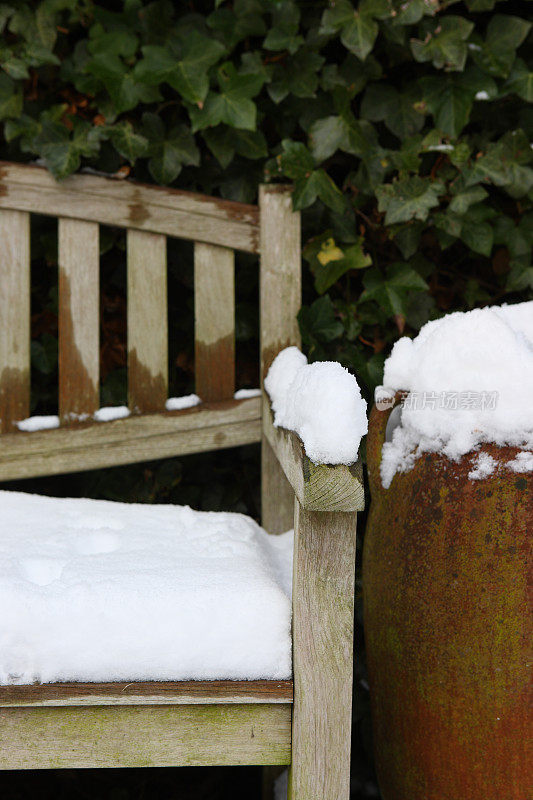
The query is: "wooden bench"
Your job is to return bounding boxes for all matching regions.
[0,161,364,799]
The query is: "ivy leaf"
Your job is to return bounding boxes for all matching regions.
[142,114,199,184]
[135,32,226,105]
[504,59,533,102]
[376,177,443,225]
[263,0,303,54]
[320,0,378,62]
[314,238,372,294]
[189,62,265,131]
[471,15,531,78]
[106,121,148,164]
[449,186,488,214]
[278,139,315,180]
[88,52,144,114]
[298,295,344,356]
[460,218,493,257]
[466,130,533,198]
[361,83,424,139]
[33,117,102,180]
[360,263,429,317]
[392,0,439,25]
[420,74,475,138]
[268,50,325,103]
[0,71,21,120]
[411,17,474,72]
[292,169,346,214]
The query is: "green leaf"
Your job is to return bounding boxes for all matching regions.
[449,186,488,214]
[298,295,344,353]
[278,139,315,180]
[293,169,346,214]
[142,115,199,184]
[471,15,531,78]
[420,74,475,138]
[360,263,428,317]
[314,238,372,294]
[135,32,226,105]
[411,16,474,72]
[263,0,303,53]
[460,219,493,257]
[361,83,424,139]
[189,61,265,131]
[320,0,379,61]
[466,130,533,198]
[106,121,148,163]
[393,222,423,259]
[1,56,30,79]
[377,177,443,225]
[0,70,21,120]
[268,50,325,103]
[202,126,235,168]
[504,59,533,102]
[88,52,145,114]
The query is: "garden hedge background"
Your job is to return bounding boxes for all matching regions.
[1,1,531,797]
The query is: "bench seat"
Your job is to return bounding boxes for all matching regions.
[0,491,293,685]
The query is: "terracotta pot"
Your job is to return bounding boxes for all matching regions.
[363,397,532,800]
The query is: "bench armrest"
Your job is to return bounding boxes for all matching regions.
[262,393,364,513]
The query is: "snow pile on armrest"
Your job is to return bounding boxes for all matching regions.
[265,347,367,465]
[380,301,533,487]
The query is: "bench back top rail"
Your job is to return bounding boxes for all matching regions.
[0,163,301,481]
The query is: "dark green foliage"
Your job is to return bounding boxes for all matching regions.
[1,0,531,406]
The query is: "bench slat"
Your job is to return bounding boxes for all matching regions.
[0,161,259,253]
[194,243,235,402]
[0,397,261,481]
[0,679,293,707]
[127,229,168,413]
[0,703,291,768]
[0,209,30,433]
[58,218,100,421]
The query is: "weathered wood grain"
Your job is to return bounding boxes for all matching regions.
[288,503,358,800]
[0,397,261,481]
[0,209,30,432]
[0,161,259,252]
[194,243,235,402]
[263,397,364,513]
[259,185,301,535]
[0,704,292,769]
[127,229,168,412]
[58,218,100,421]
[0,680,293,708]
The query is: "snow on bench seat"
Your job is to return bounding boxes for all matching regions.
[0,491,292,685]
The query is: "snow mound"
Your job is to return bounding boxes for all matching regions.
[379,302,533,488]
[265,347,367,465]
[0,491,293,685]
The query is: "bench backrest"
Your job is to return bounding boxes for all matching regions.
[0,162,300,482]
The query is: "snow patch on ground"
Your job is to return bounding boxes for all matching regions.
[234,388,262,399]
[0,491,293,685]
[379,302,533,488]
[468,452,497,481]
[265,347,367,465]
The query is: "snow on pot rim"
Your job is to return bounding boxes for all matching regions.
[377,301,533,488]
[265,346,368,465]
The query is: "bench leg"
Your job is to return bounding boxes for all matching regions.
[288,503,357,800]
